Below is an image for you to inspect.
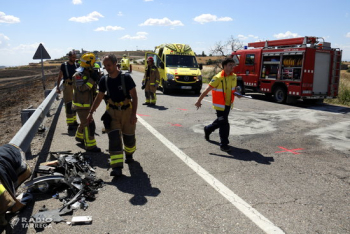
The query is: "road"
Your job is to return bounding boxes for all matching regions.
[14,70,350,233]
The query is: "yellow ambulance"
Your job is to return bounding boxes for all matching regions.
[145,43,203,94]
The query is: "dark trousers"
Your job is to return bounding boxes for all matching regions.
[205,105,231,146]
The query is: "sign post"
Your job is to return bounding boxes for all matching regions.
[33,43,51,90]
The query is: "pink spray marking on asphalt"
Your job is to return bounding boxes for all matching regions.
[275,146,304,155]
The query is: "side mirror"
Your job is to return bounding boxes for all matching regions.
[199,64,203,70]
[160,62,164,69]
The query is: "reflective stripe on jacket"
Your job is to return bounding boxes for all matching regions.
[143,65,160,85]
[72,71,96,109]
[210,70,237,111]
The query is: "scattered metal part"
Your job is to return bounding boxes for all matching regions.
[71,216,92,225]
[24,152,103,227]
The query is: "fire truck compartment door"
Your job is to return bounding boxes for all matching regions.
[313,52,330,94]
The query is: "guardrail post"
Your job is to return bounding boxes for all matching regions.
[21,109,36,155]
[44,90,52,117]
[44,89,51,98]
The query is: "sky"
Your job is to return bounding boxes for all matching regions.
[1,0,350,66]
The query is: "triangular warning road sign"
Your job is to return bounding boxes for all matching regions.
[33,43,51,60]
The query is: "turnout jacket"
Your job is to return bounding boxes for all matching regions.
[72,70,97,110]
[143,65,160,86]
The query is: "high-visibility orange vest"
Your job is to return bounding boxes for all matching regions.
[210,71,237,111]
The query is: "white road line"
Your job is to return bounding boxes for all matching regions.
[137,116,285,234]
[203,99,242,111]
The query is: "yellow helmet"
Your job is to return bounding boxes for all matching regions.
[80,53,96,69]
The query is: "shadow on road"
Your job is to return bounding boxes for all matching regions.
[208,140,274,165]
[148,105,168,111]
[107,160,161,206]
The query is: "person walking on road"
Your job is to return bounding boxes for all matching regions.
[142,57,160,106]
[56,51,79,130]
[87,54,138,177]
[72,53,101,153]
[195,58,241,152]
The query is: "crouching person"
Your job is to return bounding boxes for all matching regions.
[87,54,138,177]
[0,144,31,226]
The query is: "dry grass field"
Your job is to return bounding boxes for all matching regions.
[325,70,350,106]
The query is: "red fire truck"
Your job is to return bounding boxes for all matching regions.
[231,36,342,103]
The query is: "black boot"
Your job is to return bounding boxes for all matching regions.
[204,126,210,141]
[87,147,101,153]
[110,167,122,177]
[125,154,134,164]
[220,145,231,152]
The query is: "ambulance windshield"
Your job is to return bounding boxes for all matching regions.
[166,55,198,68]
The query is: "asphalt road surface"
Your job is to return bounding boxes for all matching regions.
[13,70,350,233]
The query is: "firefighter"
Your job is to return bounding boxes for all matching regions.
[0,144,31,226]
[142,57,160,106]
[195,58,241,152]
[72,53,101,153]
[56,51,79,130]
[87,54,138,177]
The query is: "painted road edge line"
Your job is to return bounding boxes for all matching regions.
[137,116,285,234]
[203,99,242,111]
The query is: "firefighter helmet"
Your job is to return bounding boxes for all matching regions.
[147,56,154,62]
[80,53,96,69]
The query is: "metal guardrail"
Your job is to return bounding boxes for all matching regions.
[9,81,62,153]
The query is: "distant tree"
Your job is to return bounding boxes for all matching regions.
[210,35,243,56]
[210,41,226,56]
[226,35,244,52]
[201,51,207,57]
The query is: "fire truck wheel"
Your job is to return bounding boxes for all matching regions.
[273,87,287,103]
[237,81,245,95]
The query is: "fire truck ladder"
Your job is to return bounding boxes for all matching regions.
[248,36,321,48]
[331,49,342,97]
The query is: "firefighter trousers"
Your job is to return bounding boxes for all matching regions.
[205,105,231,146]
[63,81,77,126]
[106,107,136,169]
[75,109,97,150]
[144,82,157,104]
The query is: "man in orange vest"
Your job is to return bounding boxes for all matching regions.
[195,58,240,152]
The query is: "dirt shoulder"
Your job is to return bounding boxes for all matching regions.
[0,75,57,146]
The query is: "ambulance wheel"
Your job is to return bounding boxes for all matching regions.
[273,87,287,103]
[162,81,170,94]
